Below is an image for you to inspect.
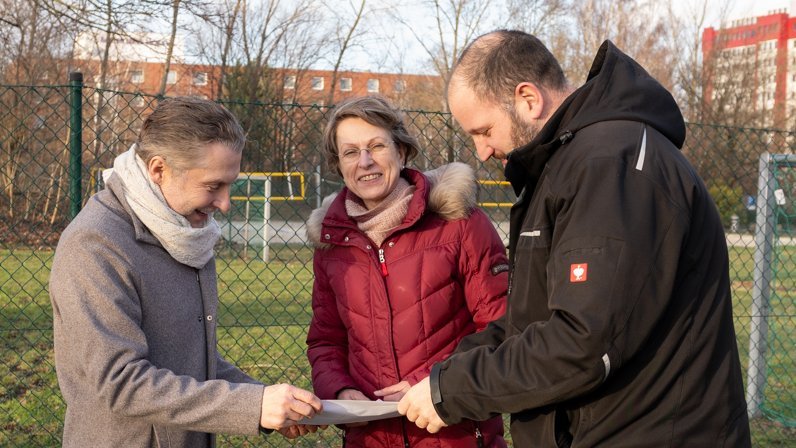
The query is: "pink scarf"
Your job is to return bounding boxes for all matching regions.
[345,178,415,247]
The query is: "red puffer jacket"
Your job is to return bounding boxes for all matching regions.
[306,164,508,448]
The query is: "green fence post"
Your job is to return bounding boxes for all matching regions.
[69,72,84,219]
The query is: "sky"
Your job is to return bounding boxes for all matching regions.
[341,0,796,74]
[724,0,792,21]
[164,0,796,74]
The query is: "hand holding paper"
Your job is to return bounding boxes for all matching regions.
[336,389,370,427]
[398,377,448,434]
[260,384,323,433]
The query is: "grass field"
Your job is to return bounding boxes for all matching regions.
[1,245,795,446]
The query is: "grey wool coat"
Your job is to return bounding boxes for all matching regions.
[50,175,265,447]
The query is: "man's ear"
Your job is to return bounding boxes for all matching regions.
[147,156,167,185]
[514,82,545,120]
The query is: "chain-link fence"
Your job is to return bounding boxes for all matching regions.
[1,78,794,446]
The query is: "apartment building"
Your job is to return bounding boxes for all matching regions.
[71,31,439,109]
[278,68,435,107]
[702,9,796,128]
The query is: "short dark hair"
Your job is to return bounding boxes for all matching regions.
[451,30,567,105]
[136,97,246,171]
[322,95,419,175]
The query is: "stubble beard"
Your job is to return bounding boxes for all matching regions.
[508,106,540,149]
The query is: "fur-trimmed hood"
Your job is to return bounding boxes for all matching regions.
[306,162,478,246]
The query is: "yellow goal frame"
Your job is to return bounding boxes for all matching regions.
[478,179,513,207]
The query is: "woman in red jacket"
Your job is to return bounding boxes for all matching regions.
[306,95,508,447]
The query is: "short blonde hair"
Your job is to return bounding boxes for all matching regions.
[135,97,245,171]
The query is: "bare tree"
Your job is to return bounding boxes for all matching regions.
[203,0,244,99]
[0,0,75,223]
[1,0,73,84]
[157,0,182,96]
[504,0,569,39]
[384,0,492,167]
[557,0,675,90]
[701,37,766,127]
[230,0,317,103]
[153,0,219,97]
[274,22,326,103]
[40,0,155,89]
[325,0,368,105]
[192,0,327,172]
[665,0,735,122]
[388,0,492,110]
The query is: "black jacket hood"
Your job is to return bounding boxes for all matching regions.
[505,40,686,195]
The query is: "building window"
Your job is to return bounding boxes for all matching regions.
[193,72,208,86]
[284,75,296,89]
[394,80,406,92]
[367,78,379,93]
[311,77,324,90]
[166,71,177,84]
[131,69,144,84]
[339,77,352,91]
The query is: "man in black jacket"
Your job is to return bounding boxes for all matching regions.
[398,30,751,447]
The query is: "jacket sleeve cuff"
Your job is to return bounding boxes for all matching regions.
[430,362,457,425]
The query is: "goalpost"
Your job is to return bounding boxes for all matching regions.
[746,153,796,425]
[230,172,305,262]
[477,179,514,208]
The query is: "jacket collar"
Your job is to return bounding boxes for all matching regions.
[504,92,577,197]
[307,162,478,247]
[505,40,686,197]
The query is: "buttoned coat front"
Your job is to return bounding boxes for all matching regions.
[50,175,265,447]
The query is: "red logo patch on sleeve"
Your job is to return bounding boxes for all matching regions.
[570,263,588,282]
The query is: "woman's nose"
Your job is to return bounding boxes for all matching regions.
[357,149,374,167]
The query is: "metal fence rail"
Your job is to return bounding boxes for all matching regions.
[1,79,795,446]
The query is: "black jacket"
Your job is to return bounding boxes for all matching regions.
[430,41,751,447]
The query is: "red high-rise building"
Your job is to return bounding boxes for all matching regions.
[702,9,796,128]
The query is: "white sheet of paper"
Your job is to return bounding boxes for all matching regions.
[298,400,401,425]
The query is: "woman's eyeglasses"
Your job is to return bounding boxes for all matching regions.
[338,141,393,163]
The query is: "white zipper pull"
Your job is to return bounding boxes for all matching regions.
[378,248,388,276]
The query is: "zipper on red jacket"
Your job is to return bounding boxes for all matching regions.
[401,420,410,448]
[475,423,484,448]
[378,248,388,276]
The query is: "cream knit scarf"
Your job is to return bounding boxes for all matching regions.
[345,177,415,247]
[112,145,221,268]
